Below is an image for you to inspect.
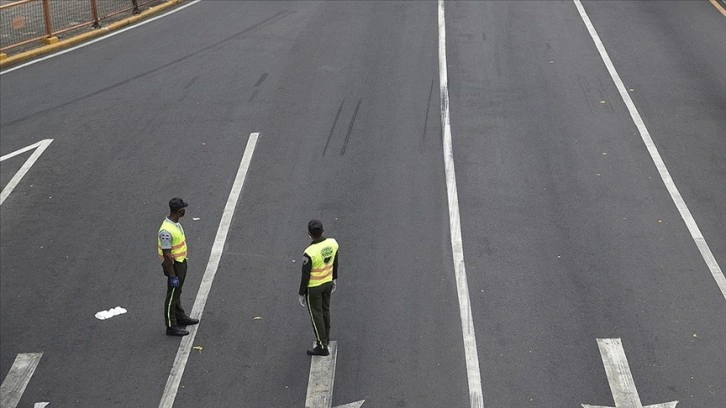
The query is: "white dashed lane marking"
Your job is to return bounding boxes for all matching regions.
[158,132,259,408]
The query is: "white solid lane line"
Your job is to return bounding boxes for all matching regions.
[0,353,43,408]
[158,132,259,408]
[573,0,726,301]
[437,1,485,407]
[0,139,53,206]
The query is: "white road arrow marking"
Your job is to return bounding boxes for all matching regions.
[305,341,364,408]
[34,403,50,408]
[0,139,53,206]
[333,402,365,408]
[0,352,43,408]
[582,339,678,408]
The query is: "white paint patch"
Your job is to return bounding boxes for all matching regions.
[0,139,53,206]
[437,1,484,407]
[158,132,259,408]
[0,353,43,408]
[34,403,50,408]
[334,401,365,408]
[94,306,127,320]
[573,0,726,301]
[305,341,364,408]
[306,341,338,408]
[0,0,202,75]
[582,338,678,408]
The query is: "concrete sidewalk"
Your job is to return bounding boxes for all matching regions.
[0,0,180,69]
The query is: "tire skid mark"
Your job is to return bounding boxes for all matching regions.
[184,75,199,89]
[420,78,435,152]
[248,88,260,102]
[323,99,345,157]
[3,10,296,128]
[254,72,268,87]
[340,98,362,156]
[249,72,269,101]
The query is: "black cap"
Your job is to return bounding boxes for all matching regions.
[169,197,188,212]
[308,219,323,236]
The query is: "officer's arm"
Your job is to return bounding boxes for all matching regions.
[299,254,312,296]
[332,251,339,280]
[162,249,176,277]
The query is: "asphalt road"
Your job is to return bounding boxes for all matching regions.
[1,1,724,408]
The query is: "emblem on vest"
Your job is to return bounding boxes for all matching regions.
[321,247,334,263]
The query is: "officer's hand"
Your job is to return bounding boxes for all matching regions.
[169,276,180,288]
[298,295,306,307]
[331,279,337,293]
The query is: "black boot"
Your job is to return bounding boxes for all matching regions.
[307,346,329,356]
[166,326,189,336]
[177,316,199,325]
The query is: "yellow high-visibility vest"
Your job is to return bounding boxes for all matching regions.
[157,219,187,262]
[305,238,338,287]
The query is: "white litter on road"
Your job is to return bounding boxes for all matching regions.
[95,306,127,320]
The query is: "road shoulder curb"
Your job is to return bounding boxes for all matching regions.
[0,0,179,69]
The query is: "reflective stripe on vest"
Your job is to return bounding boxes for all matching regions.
[304,238,338,288]
[157,219,187,262]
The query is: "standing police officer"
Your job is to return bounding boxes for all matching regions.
[298,219,339,356]
[158,197,199,336]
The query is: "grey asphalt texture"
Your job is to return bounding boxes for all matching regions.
[1,1,724,407]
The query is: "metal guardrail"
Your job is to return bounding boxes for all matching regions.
[1,0,159,52]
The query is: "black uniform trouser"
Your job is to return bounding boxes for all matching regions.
[305,281,333,349]
[163,260,188,328]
